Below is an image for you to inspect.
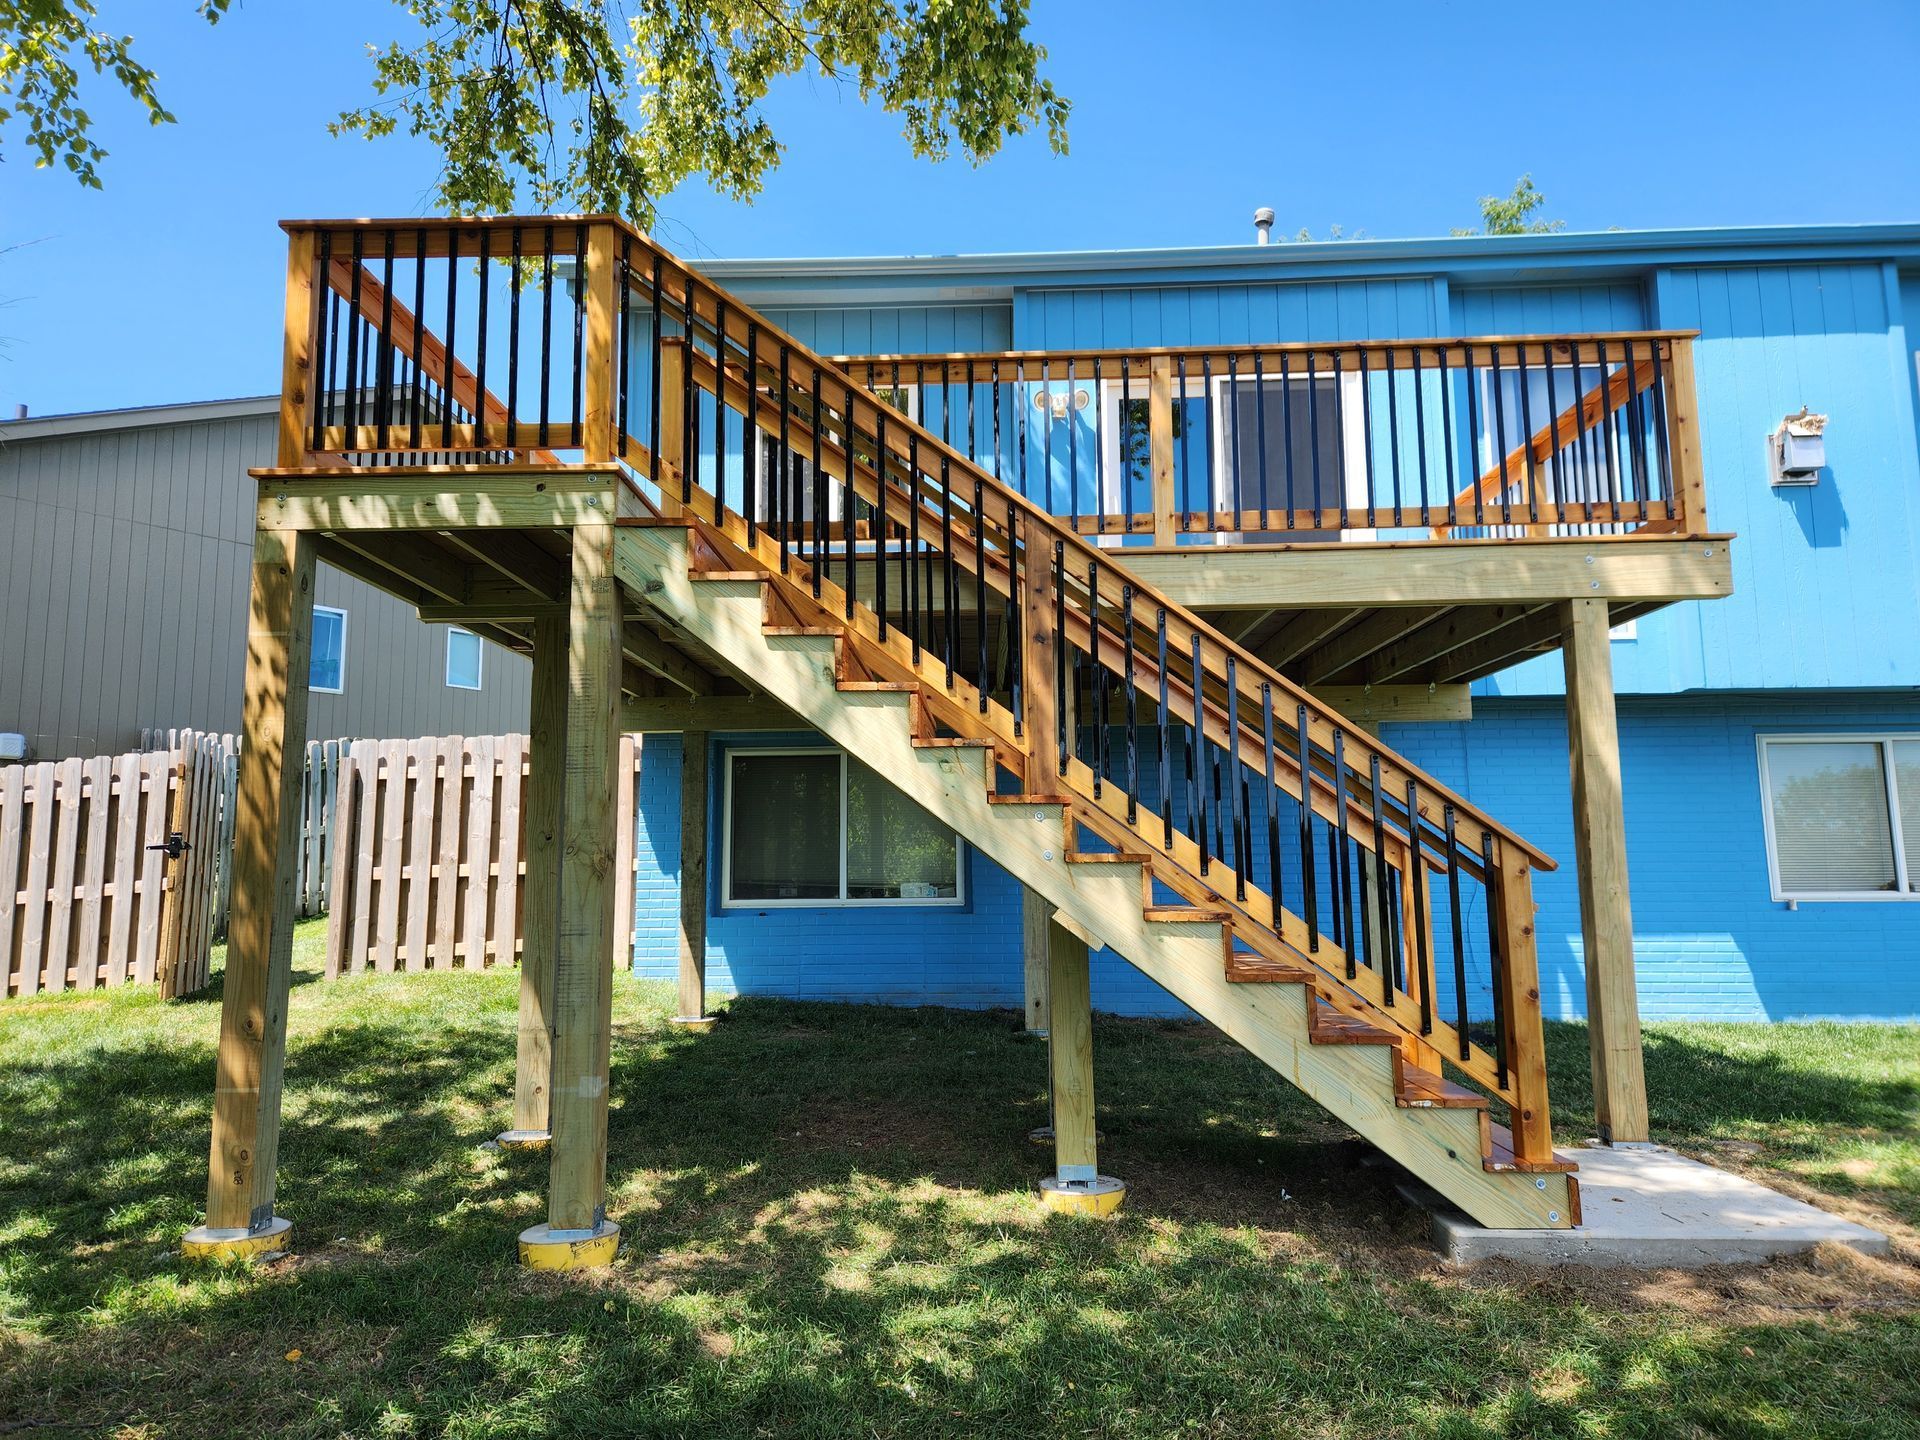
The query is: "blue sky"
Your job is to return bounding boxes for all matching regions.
[2,0,1916,415]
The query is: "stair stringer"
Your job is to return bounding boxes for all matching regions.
[616,526,1574,1231]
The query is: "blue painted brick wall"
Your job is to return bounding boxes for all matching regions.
[630,696,1920,1024]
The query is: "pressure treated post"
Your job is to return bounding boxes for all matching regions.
[1019,511,1060,796]
[183,529,316,1259]
[184,229,318,1261]
[671,732,712,1029]
[501,610,566,1150]
[1148,356,1177,546]
[1561,598,1649,1144]
[1038,917,1125,1215]
[1020,887,1051,1035]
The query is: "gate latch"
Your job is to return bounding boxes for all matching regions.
[148,832,190,860]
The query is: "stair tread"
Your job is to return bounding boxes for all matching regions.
[911,735,993,748]
[988,793,1070,807]
[1067,849,1150,865]
[1223,951,1315,983]
[1307,996,1397,1046]
[1484,1121,1579,1173]
[691,568,774,582]
[1394,1057,1488,1110]
[1142,904,1231,924]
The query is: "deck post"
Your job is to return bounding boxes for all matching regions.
[1560,597,1649,1144]
[670,732,712,1030]
[1038,917,1125,1216]
[520,520,624,1269]
[183,526,315,1260]
[501,610,567,1150]
[1020,887,1052,1035]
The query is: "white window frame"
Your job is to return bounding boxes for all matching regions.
[1095,369,1373,543]
[719,745,966,909]
[310,605,347,695]
[1756,732,1920,903]
[445,627,484,690]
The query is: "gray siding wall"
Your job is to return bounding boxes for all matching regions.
[0,410,528,760]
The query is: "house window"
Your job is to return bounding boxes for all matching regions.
[1215,369,1350,519]
[310,606,347,694]
[1759,735,1920,900]
[722,747,963,907]
[446,628,484,690]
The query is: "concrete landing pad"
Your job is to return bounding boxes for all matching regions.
[1406,1144,1891,1267]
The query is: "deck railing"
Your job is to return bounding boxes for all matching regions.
[277,216,1563,1161]
[835,335,1705,545]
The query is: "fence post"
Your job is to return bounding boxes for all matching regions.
[1662,336,1705,534]
[1018,510,1060,795]
[1490,841,1555,1166]
[582,221,619,465]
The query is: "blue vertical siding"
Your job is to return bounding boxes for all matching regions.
[1015,278,1444,349]
[1447,280,1648,335]
[758,304,1011,355]
[1484,261,1920,698]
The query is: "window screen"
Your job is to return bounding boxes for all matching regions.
[847,759,959,900]
[1764,741,1896,895]
[1221,375,1345,514]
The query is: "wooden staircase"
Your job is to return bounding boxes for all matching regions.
[614,512,1578,1230]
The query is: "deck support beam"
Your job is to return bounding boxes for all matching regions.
[671,732,712,1030]
[1039,917,1125,1216]
[501,611,566,1151]
[184,527,315,1259]
[1561,598,1649,1144]
[1021,887,1052,1035]
[521,520,624,1269]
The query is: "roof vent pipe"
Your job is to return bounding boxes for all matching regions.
[1252,207,1275,245]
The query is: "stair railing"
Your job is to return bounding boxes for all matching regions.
[278,216,1560,1161]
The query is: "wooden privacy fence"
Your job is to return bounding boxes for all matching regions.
[1,734,227,999]
[141,731,347,921]
[324,734,643,977]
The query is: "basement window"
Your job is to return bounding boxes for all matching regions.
[1759,735,1920,901]
[310,606,347,694]
[445,628,484,690]
[722,747,963,907]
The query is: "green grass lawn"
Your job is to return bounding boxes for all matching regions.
[2,920,1918,1439]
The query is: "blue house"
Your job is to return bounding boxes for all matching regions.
[622,220,1920,1049]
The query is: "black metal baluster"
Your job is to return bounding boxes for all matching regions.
[743,321,759,543]
[1407,780,1433,1035]
[1333,731,1354,974]
[1483,832,1508,1088]
[1007,496,1022,734]
[1438,348,1457,529]
[1370,754,1393,1005]
[1358,348,1377,528]
[1516,343,1537,526]
[683,275,697,507]
[1201,355,1216,533]
[1444,805,1469,1058]
[1066,357,1079,536]
[1253,352,1271,529]
[1122,585,1138,821]
[376,229,396,450]
[1157,609,1172,849]
[1386,347,1404,526]
[1226,354,1242,522]
[1489,343,1509,527]
[1543,342,1565,520]
[343,232,363,446]
[647,252,662,487]
[975,479,988,708]
[1262,685,1282,926]
[1016,361,1029,499]
[538,225,554,448]
[1304,351,1322,531]
[1118,356,1131,529]
[845,379,859,618]
[875,407,889,638]
[1053,542,1067,775]
[311,231,333,452]
[1297,703,1320,951]
[1226,658,1246,899]
[1177,355,1193,532]
[941,456,956,687]
[568,227,586,447]
[1192,633,1209,875]
[712,300,730,517]
[1087,560,1103,795]
[778,347,792,571]
[992,361,1003,483]
[502,227,521,454]
[1595,339,1620,511]
[1650,339,1674,520]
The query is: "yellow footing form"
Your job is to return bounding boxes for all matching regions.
[518,1221,621,1270]
[181,1216,293,1261]
[1039,1176,1127,1218]
[669,1015,717,1033]
[495,1129,552,1152]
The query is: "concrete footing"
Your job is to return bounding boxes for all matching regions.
[669,1015,717,1033]
[1407,1144,1890,1267]
[518,1221,621,1270]
[1039,1175,1127,1217]
[181,1215,293,1261]
[495,1129,551,1152]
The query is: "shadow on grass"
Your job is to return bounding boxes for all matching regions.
[1,987,1917,1438]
